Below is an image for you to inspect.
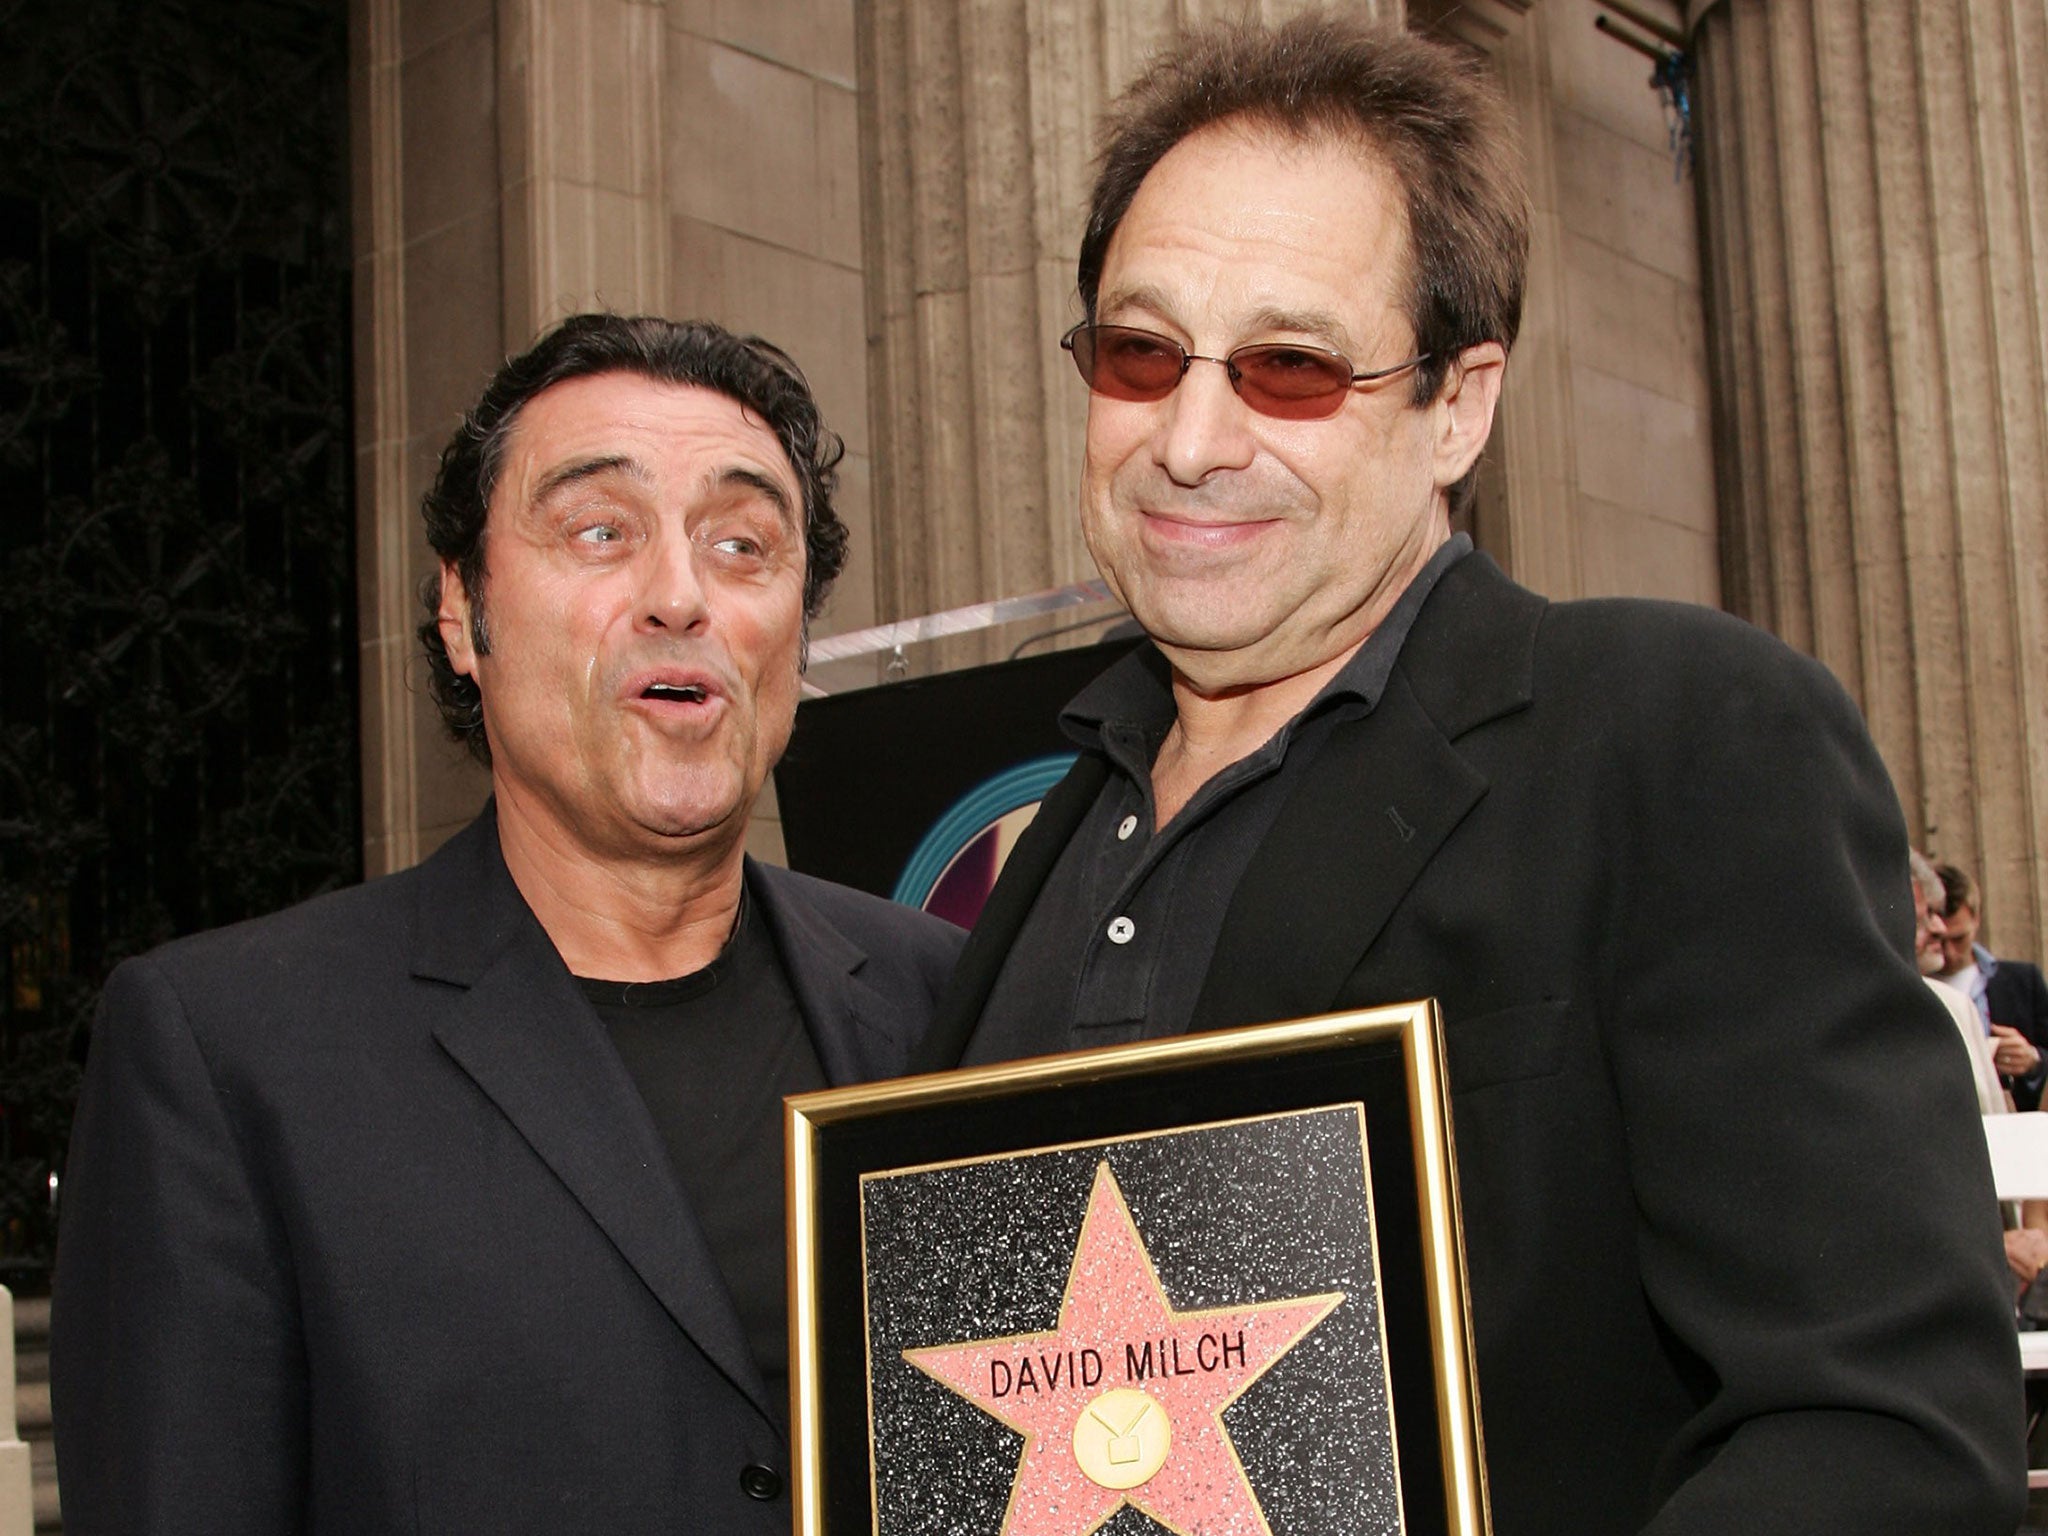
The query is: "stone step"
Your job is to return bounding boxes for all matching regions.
[15,1381,48,1436]
[11,1347,45,1387]
[30,1435,58,1533]
[12,1292,59,1534]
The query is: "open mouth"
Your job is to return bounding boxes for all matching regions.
[641,682,709,704]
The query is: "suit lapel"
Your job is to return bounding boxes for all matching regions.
[1192,553,1543,1030]
[748,862,906,1086]
[414,812,776,1425]
[1190,669,1487,1030]
[914,751,1112,1072]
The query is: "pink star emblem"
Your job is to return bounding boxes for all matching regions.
[903,1161,1343,1536]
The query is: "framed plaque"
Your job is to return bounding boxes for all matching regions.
[786,1002,1488,1536]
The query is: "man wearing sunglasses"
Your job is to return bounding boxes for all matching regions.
[920,15,2020,1533]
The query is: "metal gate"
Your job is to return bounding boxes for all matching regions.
[0,0,358,1280]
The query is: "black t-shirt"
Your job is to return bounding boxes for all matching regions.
[577,890,825,1427]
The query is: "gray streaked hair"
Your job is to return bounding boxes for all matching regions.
[1908,847,1942,904]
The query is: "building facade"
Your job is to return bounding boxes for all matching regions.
[350,0,2048,958]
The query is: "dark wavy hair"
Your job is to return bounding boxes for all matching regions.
[417,313,849,764]
[1936,861,1980,922]
[1076,15,1527,511]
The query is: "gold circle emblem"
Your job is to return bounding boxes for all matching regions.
[1071,1388,1172,1490]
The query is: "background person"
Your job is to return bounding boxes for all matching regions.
[1926,857,2048,1312]
[1911,847,2005,1115]
[1938,860,2048,1110]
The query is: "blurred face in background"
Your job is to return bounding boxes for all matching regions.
[1940,899,1979,978]
[1912,879,1948,979]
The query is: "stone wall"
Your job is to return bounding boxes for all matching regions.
[351,0,878,870]
[348,0,2046,970]
[1417,0,1716,604]
[1690,0,2048,957]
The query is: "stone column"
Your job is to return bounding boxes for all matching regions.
[857,0,1398,644]
[1689,0,2048,957]
[661,0,875,861]
[1416,0,1575,592]
[353,0,706,871]
[1414,0,1719,607]
[352,0,505,875]
[498,0,669,339]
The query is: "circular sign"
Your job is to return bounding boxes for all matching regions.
[891,754,1077,926]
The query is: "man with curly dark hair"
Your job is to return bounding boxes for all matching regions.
[415,314,853,762]
[53,314,962,1534]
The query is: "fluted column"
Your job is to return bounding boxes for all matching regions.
[354,0,677,873]
[497,0,669,340]
[1691,0,2048,957]
[859,0,1398,638]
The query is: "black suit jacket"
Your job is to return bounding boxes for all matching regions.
[51,809,963,1535]
[930,553,2023,1535]
[1984,957,2048,1110]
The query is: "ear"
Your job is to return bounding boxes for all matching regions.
[1431,342,1507,492]
[437,559,480,678]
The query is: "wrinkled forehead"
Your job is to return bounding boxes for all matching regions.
[1136,116,1408,240]
[491,371,800,516]
[1102,119,1415,319]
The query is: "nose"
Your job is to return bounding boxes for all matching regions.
[1153,356,1258,486]
[635,529,710,634]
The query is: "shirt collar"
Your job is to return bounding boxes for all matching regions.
[1060,532,1474,748]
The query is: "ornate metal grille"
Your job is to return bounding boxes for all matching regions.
[0,0,357,1279]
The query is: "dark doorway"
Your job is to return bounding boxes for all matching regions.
[0,0,359,1283]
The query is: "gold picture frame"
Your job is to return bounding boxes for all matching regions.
[786,1001,1488,1536]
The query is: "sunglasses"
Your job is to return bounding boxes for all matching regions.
[1061,322,1433,420]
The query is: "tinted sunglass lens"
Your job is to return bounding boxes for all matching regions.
[1233,345,1352,416]
[1067,327,1359,416]
[1088,328,1185,399]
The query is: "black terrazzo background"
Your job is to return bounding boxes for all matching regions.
[860,1106,1404,1535]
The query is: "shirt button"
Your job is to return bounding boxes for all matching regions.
[1107,916,1136,945]
[1117,814,1139,841]
[739,1464,782,1501]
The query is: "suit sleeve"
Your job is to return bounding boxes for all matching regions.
[1605,648,2023,1534]
[1998,965,2048,1112]
[52,956,308,1535]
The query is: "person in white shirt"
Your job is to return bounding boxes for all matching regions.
[1911,848,2006,1115]
[1917,848,2048,1301]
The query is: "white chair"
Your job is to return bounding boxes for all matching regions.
[1982,1107,2048,1187]
[1982,1112,2048,1488]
